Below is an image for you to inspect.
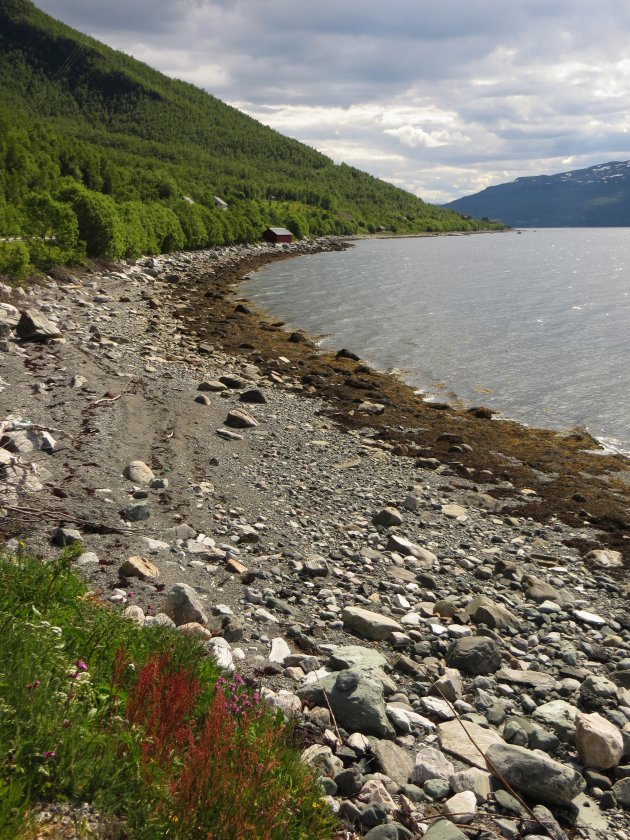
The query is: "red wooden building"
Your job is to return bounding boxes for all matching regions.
[262,227,293,243]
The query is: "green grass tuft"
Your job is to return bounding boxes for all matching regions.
[0,549,336,839]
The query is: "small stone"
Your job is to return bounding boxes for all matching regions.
[123,461,154,484]
[225,408,259,428]
[123,605,145,625]
[124,503,150,522]
[51,527,82,547]
[373,507,403,527]
[386,534,438,563]
[119,556,160,579]
[371,739,414,787]
[269,637,292,664]
[444,790,476,823]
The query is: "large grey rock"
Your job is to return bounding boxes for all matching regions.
[341,606,403,641]
[522,575,575,607]
[485,743,585,805]
[613,777,630,808]
[296,668,394,738]
[422,817,468,840]
[411,746,454,784]
[16,309,61,341]
[466,595,519,631]
[446,635,502,675]
[371,739,414,787]
[328,645,389,672]
[163,582,208,626]
[532,700,579,744]
[437,719,504,770]
[579,674,619,710]
[495,668,556,690]
[373,507,403,527]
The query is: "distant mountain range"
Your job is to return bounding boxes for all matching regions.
[443,160,630,227]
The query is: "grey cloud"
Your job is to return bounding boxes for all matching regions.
[33,0,630,202]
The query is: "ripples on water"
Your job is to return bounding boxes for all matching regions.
[243,230,630,453]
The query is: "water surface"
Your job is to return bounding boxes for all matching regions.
[244,230,630,452]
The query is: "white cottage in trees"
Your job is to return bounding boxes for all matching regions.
[213,196,228,211]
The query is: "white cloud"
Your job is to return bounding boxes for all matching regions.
[34,0,630,203]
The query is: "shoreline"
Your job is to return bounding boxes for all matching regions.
[2,237,630,837]
[167,238,630,568]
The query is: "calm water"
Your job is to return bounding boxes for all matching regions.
[243,230,630,453]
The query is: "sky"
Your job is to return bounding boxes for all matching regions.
[35,0,630,204]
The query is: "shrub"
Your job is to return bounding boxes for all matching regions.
[0,240,29,279]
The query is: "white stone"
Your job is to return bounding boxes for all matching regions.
[411,746,454,784]
[575,711,624,769]
[269,637,292,664]
[444,790,476,823]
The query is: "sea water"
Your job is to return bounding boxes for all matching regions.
[243,229,630,453]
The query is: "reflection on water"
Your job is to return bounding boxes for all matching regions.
[244,230,630,453]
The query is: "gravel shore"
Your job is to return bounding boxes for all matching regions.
[1,239,630,840]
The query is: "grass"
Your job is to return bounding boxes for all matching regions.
[0,546,337,839]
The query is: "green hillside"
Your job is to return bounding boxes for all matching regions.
[0,0,502,274]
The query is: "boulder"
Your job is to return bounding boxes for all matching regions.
[422,818,468,840]
[575,711,624,769]
[328,645,389,672]
[613,777,630,809]
[16,309,61,341]
[446,635,502,675]
[297,668,394,738]
[485,743,585,805]
[163,582,208,626]
[341,606,403,641]
[371,739,414,787]
[532,700,579,744]
[437,719,504,770]
[411,746,454,784]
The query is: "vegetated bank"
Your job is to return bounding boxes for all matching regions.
[0,0,504,278]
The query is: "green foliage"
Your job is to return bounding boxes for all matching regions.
[0,240,30,279]
[0,0,503,276]
[0,549,336,839]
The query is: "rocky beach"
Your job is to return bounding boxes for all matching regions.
[1,237,630,840]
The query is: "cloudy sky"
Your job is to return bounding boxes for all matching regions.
[35,0,630,204]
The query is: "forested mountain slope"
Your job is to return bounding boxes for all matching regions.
[443,161,630,227]
[0,0,501,274]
